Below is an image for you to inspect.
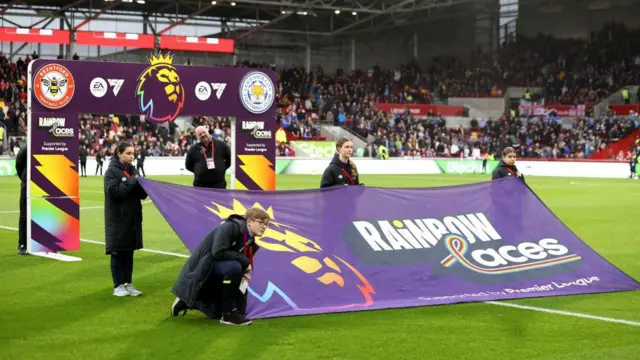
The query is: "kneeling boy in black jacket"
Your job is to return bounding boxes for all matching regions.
[170,207,270,326]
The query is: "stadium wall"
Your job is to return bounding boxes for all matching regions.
[0,157,629,179]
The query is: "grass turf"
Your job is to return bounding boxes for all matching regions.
[0,174,639,360]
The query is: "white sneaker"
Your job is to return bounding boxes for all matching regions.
[125,284,142,297]
[113,284,129,297]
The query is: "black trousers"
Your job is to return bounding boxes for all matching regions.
[80,162,87,177]
[18,183,26,250]
[96,162,103,175]
[191,260,245,318]
[193,179,226,189]
[110,250,134,288]
[137,163,145,177]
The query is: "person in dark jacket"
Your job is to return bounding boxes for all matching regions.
[135,145,146,178]
[492,146,525,183]
[15,144,27,255]
[79,145,87,177]
[320,137,364,188]
[95,150,104,176]
[104,142,148,297]
[170,207,271,326]
[185,126,231,189]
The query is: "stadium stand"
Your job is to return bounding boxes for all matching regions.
[2,21,640,160]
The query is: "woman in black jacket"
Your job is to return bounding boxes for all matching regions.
[104,142,148,297]
[492,147,525,183]
[320,137,364,188]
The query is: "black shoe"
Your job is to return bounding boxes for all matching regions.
[171,297,189,317]
[18,248,27,255]
[220,311,252,326]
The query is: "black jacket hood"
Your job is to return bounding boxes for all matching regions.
[108,156,135,172]
[225,214,246,229]
[330,154,351,169]
[498,159,518,171]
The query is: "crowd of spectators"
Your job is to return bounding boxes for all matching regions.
[348,109,639,160]
[428,22,640,104]
[2,21,640,159]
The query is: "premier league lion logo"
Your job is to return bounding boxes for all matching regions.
[135,53,185,123]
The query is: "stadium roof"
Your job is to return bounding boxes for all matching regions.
[5,0,478,40]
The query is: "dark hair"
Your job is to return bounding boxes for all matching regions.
[116,141,133,156]
[335,137,351,152]
[502,147,516,157]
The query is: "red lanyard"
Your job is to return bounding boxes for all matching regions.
[243,231,254,269]
[341,168,355,185]
[505,167,517,176]
[122,169,131,178]
[201,141,214,159]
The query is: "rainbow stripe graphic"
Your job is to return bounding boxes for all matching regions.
[29,154,80,252]
[247,254,376,314]
[440,234,582,275]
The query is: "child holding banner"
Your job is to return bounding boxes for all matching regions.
[491,146,526,239]
[104,142,148,297]
[492,147,525,183]
[170,207,270,326]
[320,137,364,188]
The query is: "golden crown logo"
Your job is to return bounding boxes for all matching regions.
[147,53,175,66]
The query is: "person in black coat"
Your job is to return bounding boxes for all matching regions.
[135,145,146,178]
[79,145,87,177]
[15,144,27,255]
[80,145,87,177]
[492,146,525,183]
[170,207,271,326]
[104,142,148,297]
[95,150,104,176]
[185,126,231,189]
[320,137,364,188]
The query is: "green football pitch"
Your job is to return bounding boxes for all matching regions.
[0,174,639,360]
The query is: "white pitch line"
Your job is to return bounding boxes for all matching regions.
[485,301,640,327]
[0,200,152,214]
[0,224,189,258]
[0,224,638,327]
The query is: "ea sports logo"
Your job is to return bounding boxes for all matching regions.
[195,81,211,101]
[33,63,75,110]
[90,77,108,98]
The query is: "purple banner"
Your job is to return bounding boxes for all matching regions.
[139,177,640,319]
[26,55,276,253]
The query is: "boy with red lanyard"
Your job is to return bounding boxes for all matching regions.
[170,208,270,326]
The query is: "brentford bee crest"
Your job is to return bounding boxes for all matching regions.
[33,63,75,110]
